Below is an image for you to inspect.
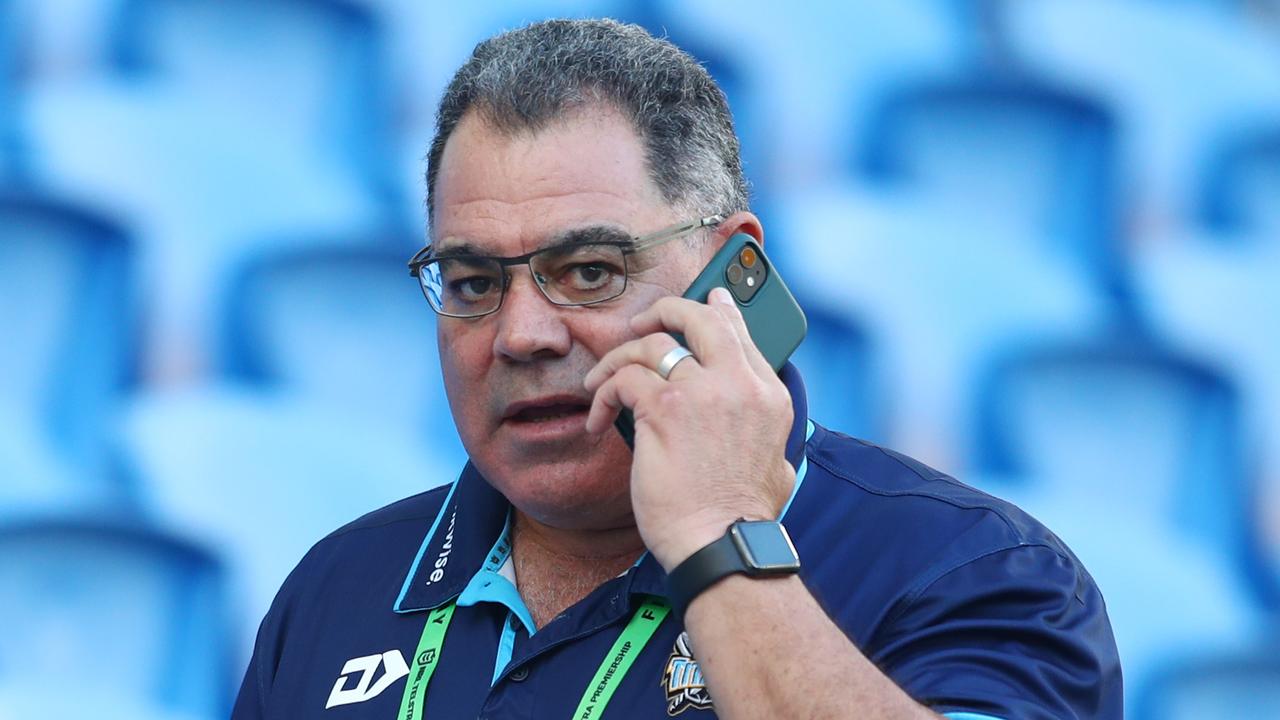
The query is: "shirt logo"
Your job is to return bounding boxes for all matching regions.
[662,632,714,715]
[325,650,410,709]
[424,510,457,586]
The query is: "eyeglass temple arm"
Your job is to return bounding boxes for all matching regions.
[407,246,433,275]
[408,214,726,272]
[628,215,725,253]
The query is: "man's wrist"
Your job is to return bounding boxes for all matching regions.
[648,462,795,571]
[652,517,735,572]
[665,518,802,617]
[651,508,769,572]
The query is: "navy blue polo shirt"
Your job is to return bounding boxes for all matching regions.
[233,365,1121,719]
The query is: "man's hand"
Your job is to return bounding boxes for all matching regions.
[583,287,796,571]
[586,288,949,720]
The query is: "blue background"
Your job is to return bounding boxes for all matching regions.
[1,0,1278,717]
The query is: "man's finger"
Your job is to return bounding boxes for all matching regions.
[585,364,667,434]
[584,333,682,392]
[630,296,743,368]
[706,287,776,380]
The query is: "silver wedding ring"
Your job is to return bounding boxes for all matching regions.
[656,346,696,380]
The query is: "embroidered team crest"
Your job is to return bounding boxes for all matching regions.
[662,632,714,715]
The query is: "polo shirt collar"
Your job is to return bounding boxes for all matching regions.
[394,461,509,614]
[394,361,811,614]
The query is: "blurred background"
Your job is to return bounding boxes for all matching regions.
[0,0,1278,717]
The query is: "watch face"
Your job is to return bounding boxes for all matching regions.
[731,521,800,573]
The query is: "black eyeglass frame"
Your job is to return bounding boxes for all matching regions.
[407,214,725,318]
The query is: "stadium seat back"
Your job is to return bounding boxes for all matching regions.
[1201,129,1280,238]
[1137,654,1280,720]
[788,301,881,442]
[0,193,136,462]
[0,519,229,715]
[121,385,464,667]
[860,80,1118,279]
[976,341,1247,549]
[0,214,80,417]
[222,242,447,433]
[115,0,389,176]
[0,0,14,172]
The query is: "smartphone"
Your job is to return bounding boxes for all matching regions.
[614,234,807,447]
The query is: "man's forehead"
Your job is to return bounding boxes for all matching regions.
[432,223,635,257]
[431,105,673,253]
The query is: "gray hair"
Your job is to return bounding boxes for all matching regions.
[425,18,749,232]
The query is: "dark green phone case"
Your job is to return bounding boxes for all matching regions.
[679,234,807,372]
[614,234,807,447]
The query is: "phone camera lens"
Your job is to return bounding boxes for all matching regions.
[726,263,744,285]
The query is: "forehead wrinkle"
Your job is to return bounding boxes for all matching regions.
[434,223,634,258]
[430,189,649,247]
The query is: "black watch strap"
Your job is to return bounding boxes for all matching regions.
[666,532,746,619]
[667,520,802,618]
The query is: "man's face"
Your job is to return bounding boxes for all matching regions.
[431,105,710,530]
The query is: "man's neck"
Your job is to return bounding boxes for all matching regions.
[510,510,646,629]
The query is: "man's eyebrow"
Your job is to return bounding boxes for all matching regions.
[433,225,634,258]
[431,241,484,258]
[543,225,633,250]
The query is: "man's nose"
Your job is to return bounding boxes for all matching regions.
[492,270,572,362]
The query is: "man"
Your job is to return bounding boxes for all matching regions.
[234,19,1121,720]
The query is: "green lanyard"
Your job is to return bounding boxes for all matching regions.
[396,598,671,720]
[398,603,456,720]
[571,598,671,719]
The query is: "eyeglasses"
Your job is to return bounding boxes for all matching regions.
[408,215,724,318]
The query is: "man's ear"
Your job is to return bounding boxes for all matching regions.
[705,211,764,258]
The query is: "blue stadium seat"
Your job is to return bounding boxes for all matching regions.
[20,0,397,377]
[0,516,231,719]
[970,336,1263,712]
[654,0,965,186]
[122,241,464,662]
[219,240,456,444]
[1135,650,1280,720]
[771,186,1109,470]
[1132,228,1280,606]
[1003,0,1280,229]
[1200,126,1280,238]
[787,299,883,443]
[857,75,1123,294]
[0,0,18,176]
[974,337,1251,557]
[0,191,137,505]
[120,384,462,670]
[110,0,396,203]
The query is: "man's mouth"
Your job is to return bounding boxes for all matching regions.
[502,397,593,425]
[509,403,590,423]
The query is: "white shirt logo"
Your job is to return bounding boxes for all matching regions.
[326,650,410,709]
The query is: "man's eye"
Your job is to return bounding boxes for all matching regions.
[449,276,498,300]
[564,263,618,290]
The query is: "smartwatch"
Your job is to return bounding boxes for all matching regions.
[666,519,801,618]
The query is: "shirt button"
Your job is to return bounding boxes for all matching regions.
[509,666,529,682]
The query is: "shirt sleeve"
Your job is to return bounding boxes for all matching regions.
[867,543,1123,720]
[230,538,324,720]
[231,611,275,720]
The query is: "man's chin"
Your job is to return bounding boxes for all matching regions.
[468,430,633,516]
